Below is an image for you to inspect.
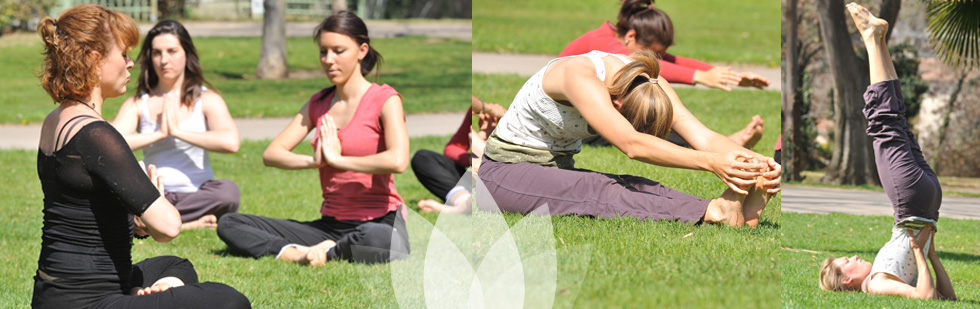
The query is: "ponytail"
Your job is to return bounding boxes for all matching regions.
[608,50,673,139]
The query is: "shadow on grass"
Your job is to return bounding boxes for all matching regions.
[210,247,253,259]
[938,251,980,264]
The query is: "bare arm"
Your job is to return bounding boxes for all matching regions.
[111,96,166,151]
[137,164,180,242]
[320,96,409,174]
[262,102,319,170]
[661,77,766,159]
[929,234,957,300]
[168,91,240,153]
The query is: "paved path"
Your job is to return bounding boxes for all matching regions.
[781,184,980,220]
[472,52,780,91]
[139,20,471,40]
[0,113,462,150]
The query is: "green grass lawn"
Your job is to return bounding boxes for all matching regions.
[781,212,980,307]
[472,0,779,65]
[2,81,781,307]
[0,34,470,124]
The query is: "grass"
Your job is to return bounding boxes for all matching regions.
[781,212,980,307]
[2,82,781,307]
[0,34,471,124]
[472,0,780,65]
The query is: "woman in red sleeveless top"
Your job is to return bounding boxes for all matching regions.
[216,11,410,265]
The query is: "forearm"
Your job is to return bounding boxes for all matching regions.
[263,146,318,170]
[120,131,165,151]
[930,252,957,300]
[328,150,407,174]
[171,129,240,153]
[621,133,717,172]
[913,250,938,299]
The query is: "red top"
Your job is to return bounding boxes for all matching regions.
[559,21,714,85]
[309,84,405,221]
[444,108,472,167]
[775,134,781,151]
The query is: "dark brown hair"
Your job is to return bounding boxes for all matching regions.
[136,20,215,106]
[616,0,674,48]
[607,50,672,139]
[37,4,139,103]
[313,11,383,79]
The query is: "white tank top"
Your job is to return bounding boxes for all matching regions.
[492,50,632,153]
[138,90,213,193]
[861,226,932,292]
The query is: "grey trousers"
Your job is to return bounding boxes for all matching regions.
[863,79,941,223]
[165,179,240,223]
[478,157,710,224]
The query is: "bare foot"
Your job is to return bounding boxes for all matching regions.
[728,115,764,148]
[742,175,772,228]
[846,2,888,41]
[277,245,312,265]
[704,188,746,227]
[180,214,218,230]
[306,240,337,266]
[417,199,445,213]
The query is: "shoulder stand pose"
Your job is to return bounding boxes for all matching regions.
[478,48,780,228]
[112,20,241,230]
[561,0,767,148]
[818,3,956,301]
[216,11,410,265]
[32,4,249,308]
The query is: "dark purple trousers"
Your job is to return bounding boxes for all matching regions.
[165,179,240,223]
[863,79,941,223]
[478,157,710,224]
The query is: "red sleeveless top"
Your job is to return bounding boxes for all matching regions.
[309,84,404,221]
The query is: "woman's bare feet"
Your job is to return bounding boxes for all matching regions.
[728,115,765,148]
[846,2,888,41]
[181,214,218,230]
[704,189,746,227]
[743,175,772,228]
[417,199,445,213]
[278,245,312,265]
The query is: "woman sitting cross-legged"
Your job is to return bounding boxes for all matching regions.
[216,11,410,265]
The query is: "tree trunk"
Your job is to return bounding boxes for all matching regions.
[332,0,348,12]
[816,0,878,186]
[256,0,288,80]
[782,0,802,181]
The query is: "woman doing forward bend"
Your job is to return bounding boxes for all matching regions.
[818,3,955,300]
[32,4,249,308]
[112,20,241,231]
[216,11,410,265]
[479,49,780,227]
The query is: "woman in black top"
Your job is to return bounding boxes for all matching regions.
[32,4,249,308]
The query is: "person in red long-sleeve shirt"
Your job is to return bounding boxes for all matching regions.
[561,0,768,149]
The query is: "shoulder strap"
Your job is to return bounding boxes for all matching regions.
[56,114,100,150]
[584,51,606,80]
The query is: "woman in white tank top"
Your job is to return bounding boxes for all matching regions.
[112,20,241,230]
[479,49,780,227]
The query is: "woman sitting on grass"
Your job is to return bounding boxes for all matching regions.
[216,11,410,265]
[561,0,766,149]
[817,3,955,300]
[32,4,249,307]
[478,48,780,228]
[112,20,241,231]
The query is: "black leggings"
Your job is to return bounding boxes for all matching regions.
[32,256,250,308]
[411,149,467,202]
[216,210,410,264]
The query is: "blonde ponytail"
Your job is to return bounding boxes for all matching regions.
[608,50,673,139]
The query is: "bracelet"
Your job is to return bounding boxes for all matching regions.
[477,97,485,114]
